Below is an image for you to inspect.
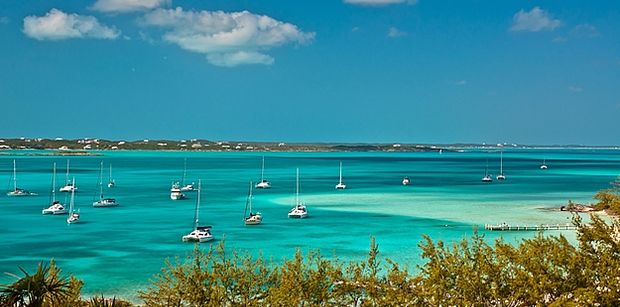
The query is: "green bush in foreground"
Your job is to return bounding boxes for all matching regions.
[2,215,619,306]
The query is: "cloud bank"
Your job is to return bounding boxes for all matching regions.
[344,0,417,6]
[141,7,314,67]
[23,8,120,40]
[92,0,170,13]
[510,7,560,32]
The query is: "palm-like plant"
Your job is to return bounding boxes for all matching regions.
[0,261,70,306]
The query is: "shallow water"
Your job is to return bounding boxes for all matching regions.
[0,149,618,299]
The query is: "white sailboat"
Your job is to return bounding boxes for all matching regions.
[402,176,411,186]
[6,159,36,196]
[180,158,195,192]
[482,159,493,183]
[182,180,213,242]
[66,178,80,224]
[170,181,185,200]
[244,181,262,225]
[255,156,271,189]
[107,163,115,188]
[496,151,506,180]
[335,161,346,189]
[93,162,119,207]
[540,159,548,169]
[59,160,78,192]
[43,162,67,215]
[288,168,308,218]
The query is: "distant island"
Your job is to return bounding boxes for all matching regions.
[0,137,618,154]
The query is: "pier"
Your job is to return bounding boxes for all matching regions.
[484,223,577,231]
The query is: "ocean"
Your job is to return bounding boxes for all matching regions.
[0,149,618,299]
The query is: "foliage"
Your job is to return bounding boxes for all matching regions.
[0,260,71,307]
[593,189,620,215]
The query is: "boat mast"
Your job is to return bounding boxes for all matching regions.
[109,164,113,182]
[65,159,70,184]
[244,181,251,219]
[182,158,187,186]
[260,156,265,181]
[485,159,489,176]
[12,159,17,191]
[500,151,504,175]
[249,181,253,213]
[193,179,201,230]
[69,177,75,214]
[52,162,57,203]
[99,162,104,200]
[339,162,343,184]
[295,168,300,206]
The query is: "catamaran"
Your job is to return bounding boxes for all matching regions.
[244,181,262,225]
[288,168,308,218]
[6,159,36,196]
[182,180,214,242]
[255,156,271,189]
[43,162,67,215]
[107,163,115,188]
[180,158,195,192]
[482,159,493,183]
[59,160,78,192]
[66,178,80,224]
[93,162,119,207]
[335,161,346,189]
[540,159,548,169]
[496,151,506,180]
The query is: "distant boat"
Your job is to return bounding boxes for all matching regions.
[496,151,506,180]
[59,160,78,192]
[107,163,115,188]
[66,178,80,224]
[93,162,119,208]
[180,158,195,192]
[288,168,308,218]
[182,180,214,242]
[244,181,262,225]
[42,162,67,215]
[540,159,548,169]
[170,181,185,200]
[482,159,493,183]
[402,176,411,186]
[335,161,346,189]
[6,159,36,196]
[255,156,271,189]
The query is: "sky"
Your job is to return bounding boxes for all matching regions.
[0,0,619,145]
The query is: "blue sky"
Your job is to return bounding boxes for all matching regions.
[1,0,619,145]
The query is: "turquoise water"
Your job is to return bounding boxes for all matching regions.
[0,149,618,299]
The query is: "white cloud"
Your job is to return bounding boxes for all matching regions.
[92,0,170,13]
[552,36,567,43]
[455,80,467,86]
[344,0,417,6]
[568,86,583,93]
[387,27,407,38]
[571,23,600,38]
[141,7,314,67]
[510,7,560,32]
[23,8,120,40]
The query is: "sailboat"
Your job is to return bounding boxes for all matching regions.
[244,181,262,225]
[496,151,506,180]
[43,162,67,215]
[107,164,115,188]
[182,180,213,242]
[335,161,346,189]
[170,181,185,200]
[180,158,195,192]
[93,162,119,207]
[288,168,308,218]
[6,159,36,196]
[255,156,272,189]
[59,160,78,192]
[540,159,548,169]
[402,176,411,186]
[482,159,493,182]
[66,178,80,224]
